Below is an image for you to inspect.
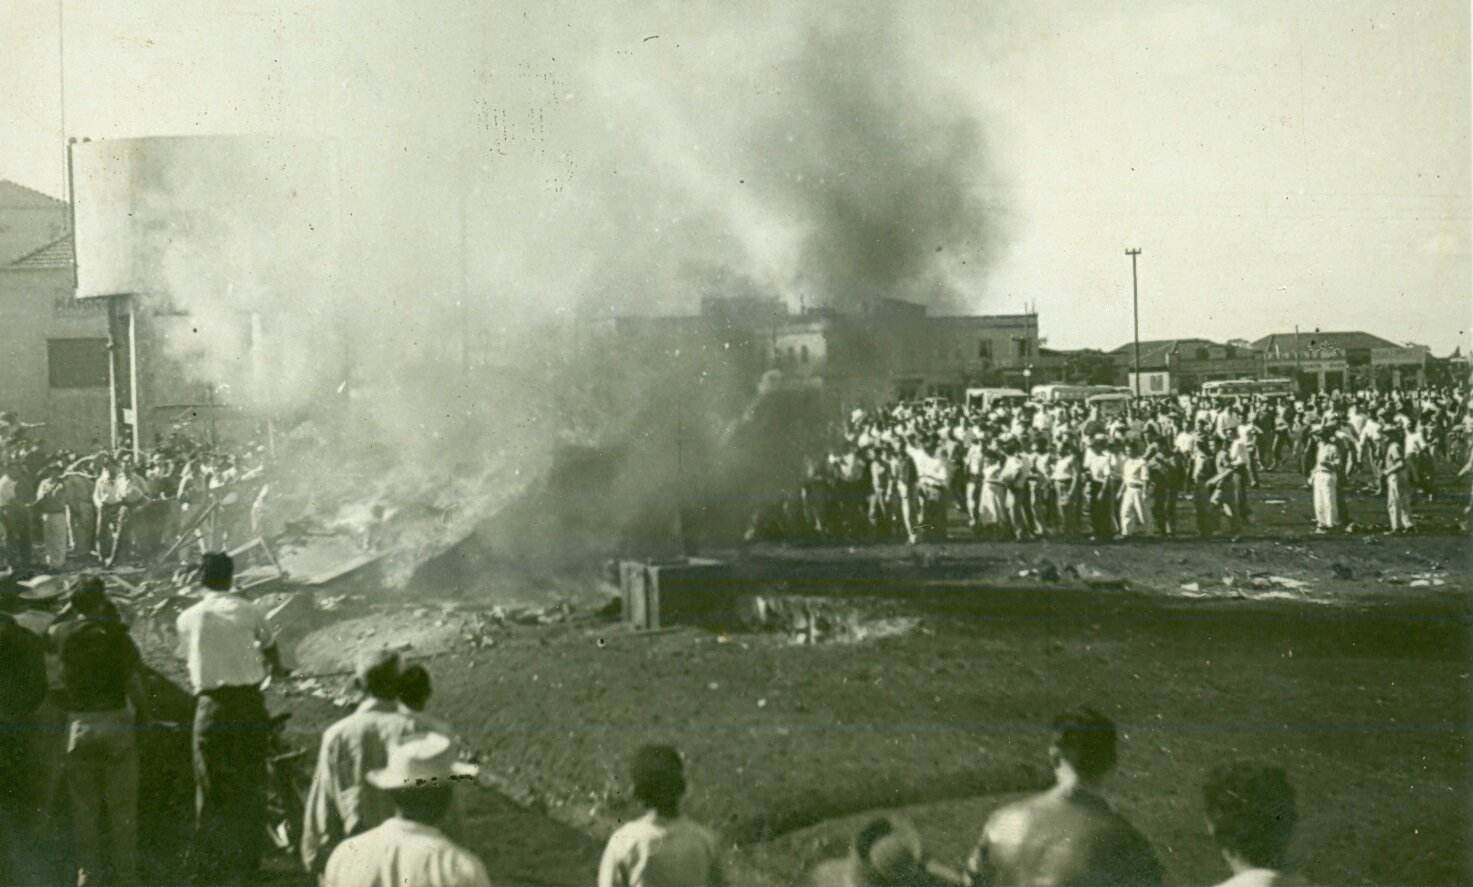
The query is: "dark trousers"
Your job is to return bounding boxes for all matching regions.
[0,711,32,886]
[1087,481,1115,539]
[1,505,31,570]
[190,686,268,886]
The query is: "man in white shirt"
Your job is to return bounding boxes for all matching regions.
[1118,440,1152,537]
[175,552,288,885]
[1083,436,1116,540]
[906,438,952,543]
[599,745,723,887]
[301,649,423,875]
[324,732,487,887]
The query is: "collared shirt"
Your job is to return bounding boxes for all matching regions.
[1122,457,1150,489]
[174,590,273,694]
[1084,450,1112,483]
[598,811,723,887]
[93,474,124,507]
[302,698,424,873]
[323,816,489,887]
[1229,438,1252,467]
[1214,867,1308,887]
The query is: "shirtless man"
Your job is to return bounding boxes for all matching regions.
[965,708,1162,886]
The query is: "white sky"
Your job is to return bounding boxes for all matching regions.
[2,0,1468,352]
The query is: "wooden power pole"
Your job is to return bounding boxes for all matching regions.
[1126,248,1142,395]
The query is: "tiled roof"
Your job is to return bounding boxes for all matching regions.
[1252,331,1401,354]
[0,179,65,209]
[4,234,74,270]
[1108,337,1217,357]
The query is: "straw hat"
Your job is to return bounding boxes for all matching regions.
[367,732,478,791]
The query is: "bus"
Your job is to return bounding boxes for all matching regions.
[965,387,1029,412]
[1086,392,1133,417]
[1200,378,1296,399]
[1030,384,1116,404]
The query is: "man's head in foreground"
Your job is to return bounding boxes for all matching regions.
[1202,762,1298,872]
[200,552,234,592]
[355,648,402,702]
[1048,707,1118,790]
[631,744,686,818]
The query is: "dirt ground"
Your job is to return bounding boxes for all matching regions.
[118,463,1470,886]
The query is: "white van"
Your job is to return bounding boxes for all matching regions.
[965,387,1029,412]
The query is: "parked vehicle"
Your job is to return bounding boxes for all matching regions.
[966,387,1029,412]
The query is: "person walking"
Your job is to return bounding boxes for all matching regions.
[175,552,289,885]
[322,732,487,887]
[48,579,145,886]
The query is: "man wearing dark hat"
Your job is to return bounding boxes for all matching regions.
[965,708,1162,886]
[301,648,423,876]
[175,552,288,885]
[46,578,144,886]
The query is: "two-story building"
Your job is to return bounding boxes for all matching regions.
[770,300,1039,408]
[0,229,112,451]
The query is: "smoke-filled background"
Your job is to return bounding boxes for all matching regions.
[62,2,1009,580]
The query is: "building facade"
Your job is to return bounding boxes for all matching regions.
[1108,338,1264,394]
[0,234,112,450]
[1252,331,1427,391]
[771,303,1040,408]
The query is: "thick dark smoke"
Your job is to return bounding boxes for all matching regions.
[746,18,1002,312]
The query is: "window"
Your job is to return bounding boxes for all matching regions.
[800,345,810,364]
[1015,339,1028,359]
[977,340,992,360]
[47,339,109,389]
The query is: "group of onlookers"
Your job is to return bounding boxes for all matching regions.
[0,424,269,573]
[748,386,1471,545]
[3,549,1322,887]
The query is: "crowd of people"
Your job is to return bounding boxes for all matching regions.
[0,417,272,575]
[748,386,1472,545]
[1,550,1323,887]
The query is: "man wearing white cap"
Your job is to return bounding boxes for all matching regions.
[322,732,487,887]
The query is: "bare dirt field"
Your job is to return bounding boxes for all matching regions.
[126,465,1470,886]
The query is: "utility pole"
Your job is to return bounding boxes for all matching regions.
[1125,248,1142,396]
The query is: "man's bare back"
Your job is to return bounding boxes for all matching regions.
[968,787,1163,887]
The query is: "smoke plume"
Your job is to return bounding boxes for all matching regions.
[92,2,1008,579]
